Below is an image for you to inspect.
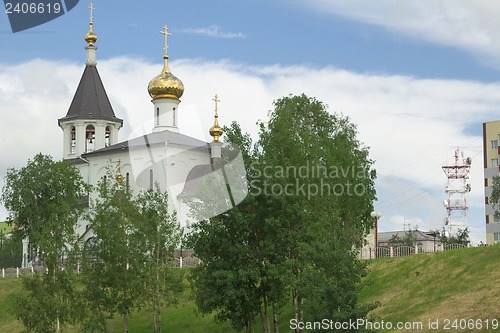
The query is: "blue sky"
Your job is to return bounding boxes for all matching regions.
[2,1,500,243]
[1,0,497,81]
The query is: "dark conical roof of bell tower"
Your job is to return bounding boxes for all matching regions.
[58,3,122,126]
[58,65,122,124]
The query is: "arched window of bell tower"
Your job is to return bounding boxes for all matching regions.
[85,125,95,153]
[105,126,111,147]
[70,126,76,154]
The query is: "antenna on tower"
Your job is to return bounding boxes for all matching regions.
[403,218,410,231]
[442,148,471,232]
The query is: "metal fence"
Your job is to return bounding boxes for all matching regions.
[358,243,469,259]
[0,266,47,278]
[0,256,202,279]
[1,244,475,278]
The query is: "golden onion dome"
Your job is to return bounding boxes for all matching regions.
[209,120,223,143]
[148,55,184,100]
[84,22,98,46]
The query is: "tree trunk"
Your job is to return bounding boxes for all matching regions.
[292,289,300,333]
[153,303,157,333]
[157,299,162,333]
[260,306,266,333]
[123,312,129,333]
[157,239,163,333]
[272,303,279,333]
[250,319,255,333]
[260,296,271,333]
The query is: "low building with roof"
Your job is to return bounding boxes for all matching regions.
[378,229,442,253]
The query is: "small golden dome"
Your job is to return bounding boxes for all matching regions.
[209,121,223,143]
[116,172,124,184]
[148,55,184,100]
[116,159,124,185]
[84,22,98,46]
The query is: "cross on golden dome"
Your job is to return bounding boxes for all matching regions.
[88,3,95,23]
[160,25,172,56]
[212,94,220,117]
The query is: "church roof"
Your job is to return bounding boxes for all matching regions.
[82,129,209,157]
[378,230,438,243]
[58,65,123,124]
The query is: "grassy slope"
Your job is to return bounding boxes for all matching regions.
[1,245,499,332]
[0,279,22,332]
[0,221,14,234]
[359,244,500,332]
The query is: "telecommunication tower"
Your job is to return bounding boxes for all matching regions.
[442,148,471,230]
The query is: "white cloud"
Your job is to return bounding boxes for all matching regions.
[178,25,246,39]
[300,0,500,67]
[0,56,495,243]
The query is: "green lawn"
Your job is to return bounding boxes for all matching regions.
[0,222,13,235]
[359,244,500,332]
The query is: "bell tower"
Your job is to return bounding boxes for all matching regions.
[58,3,123,159]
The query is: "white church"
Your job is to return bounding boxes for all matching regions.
[22,9,241,267]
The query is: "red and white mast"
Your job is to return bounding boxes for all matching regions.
[442,148,471,230]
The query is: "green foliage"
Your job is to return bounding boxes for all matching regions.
[455,227,470,245]
[257,94,376,245]
[136,184,184,332]
[188,94,378,332]
[1,153,89,332]
[387,229,419,248]
[11,274,81,332]
[1,154,89,269]
[440,227,469,246]
[0,233,22,268]
[80,165,183,332]
[80,166,147,332]
[490,175,500,218]
[187,121,291,332]
[257,94,377,328]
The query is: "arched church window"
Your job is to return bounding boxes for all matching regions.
[103,175,107,185]
[156,107,160,125]
[85,125,95,153]
[85,237,98,259]
[150,169,154,190]
[173,107,176,126]
[70,126,76,154]
[105,126,111,147]
[126,172,130,190]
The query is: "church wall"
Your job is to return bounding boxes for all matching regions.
[75,143,211,239]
